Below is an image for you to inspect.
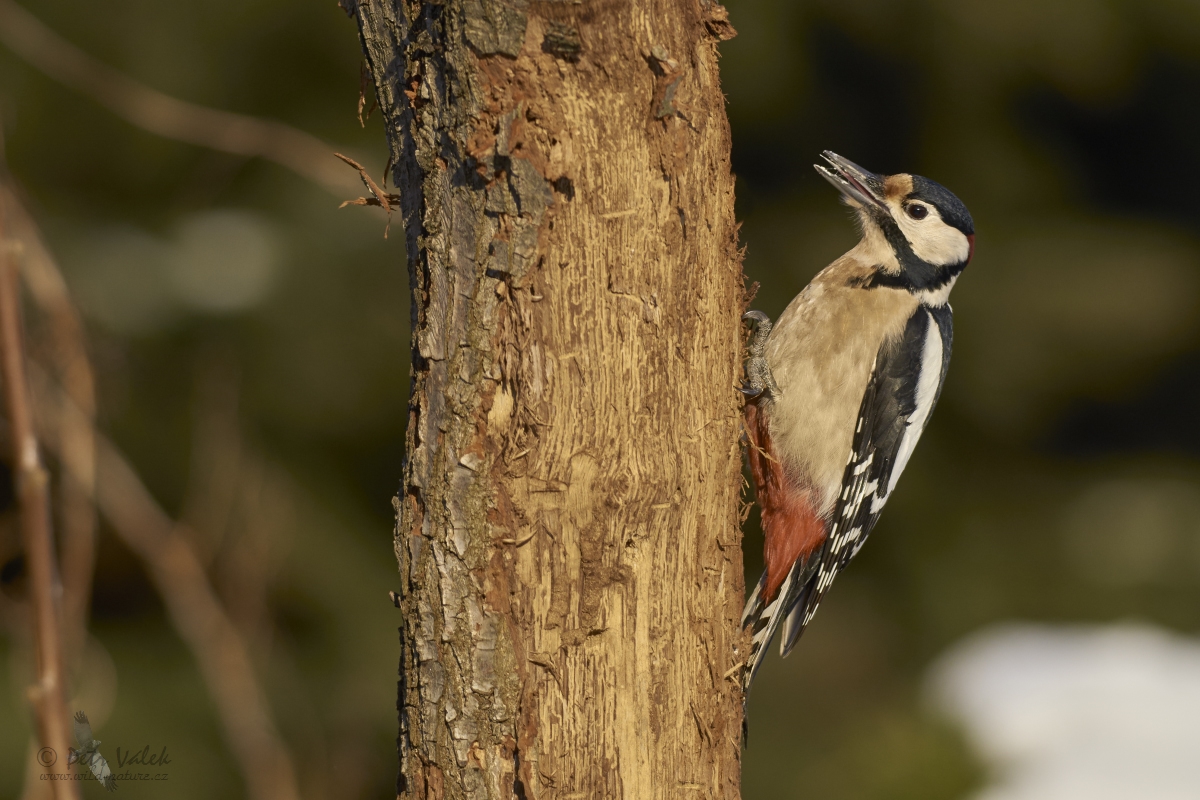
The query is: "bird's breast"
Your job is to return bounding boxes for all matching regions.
[763,273,917,514]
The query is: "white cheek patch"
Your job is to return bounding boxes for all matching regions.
[910,224,971,265]
[892,205,971,266]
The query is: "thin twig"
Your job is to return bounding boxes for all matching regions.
[0,174,96,668]
[0,205,78,799]
[334,152,401,235]
[32,367,301,800]
[0,0,360,196]
[335,152,399,213]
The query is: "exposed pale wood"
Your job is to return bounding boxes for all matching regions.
[349,1,746,797]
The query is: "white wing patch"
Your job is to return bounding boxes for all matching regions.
[886,316,944,496]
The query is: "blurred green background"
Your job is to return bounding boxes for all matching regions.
[1,0,1200,798]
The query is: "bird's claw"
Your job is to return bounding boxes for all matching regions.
[741,310,780,398]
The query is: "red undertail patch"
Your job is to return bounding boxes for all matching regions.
[745,402,827,601]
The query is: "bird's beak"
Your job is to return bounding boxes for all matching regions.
[814,151,887,211]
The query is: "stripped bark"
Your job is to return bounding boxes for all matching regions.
[347,1,746,797]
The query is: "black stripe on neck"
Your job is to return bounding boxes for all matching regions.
[857,261,966,292]
[853,218,968,292]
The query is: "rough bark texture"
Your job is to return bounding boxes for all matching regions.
[347,1,745,797]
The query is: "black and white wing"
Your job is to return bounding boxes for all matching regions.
[740,541,822,695]
[778,304,953,655]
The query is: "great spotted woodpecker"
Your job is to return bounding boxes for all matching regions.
[739,151,975,694]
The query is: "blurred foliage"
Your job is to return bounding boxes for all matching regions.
[0,0,1199,798]
[0,1,403,797]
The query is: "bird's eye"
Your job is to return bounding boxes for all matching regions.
[906,203,928,220]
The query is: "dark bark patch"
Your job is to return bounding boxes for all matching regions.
[463,0,528,57]
[541,21,581,61]
[648,44,686,119]
[657,75,683,119]
[552,176,574,200]
[507,157,555,216]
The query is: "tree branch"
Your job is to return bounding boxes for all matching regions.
[0,190,78,800]
[0,159,299,800]
[0,0,361,196]
[0,175,97,670]
[31,363,302,800]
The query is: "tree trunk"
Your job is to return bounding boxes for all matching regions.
[347,1,746,797]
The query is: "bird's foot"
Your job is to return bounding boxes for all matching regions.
[741,310,780,398]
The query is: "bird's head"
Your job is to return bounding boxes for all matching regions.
[815,151,974,295]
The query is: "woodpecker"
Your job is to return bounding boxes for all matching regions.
[739,151,974,695]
